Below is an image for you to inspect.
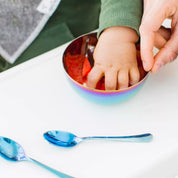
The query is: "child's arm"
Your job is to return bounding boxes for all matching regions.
[87,0,143,90]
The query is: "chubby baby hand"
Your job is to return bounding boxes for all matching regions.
[87,26,140,90]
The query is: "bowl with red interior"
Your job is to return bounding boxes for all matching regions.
[62,32,148,105]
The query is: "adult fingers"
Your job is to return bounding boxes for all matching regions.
[105,70,117,90]
[154,32,167,49]
[139,29,155,71]
[152,16,178,73]
[140,8,166,71]
[154,26,171,49]
[158,26,171,41]
[87,66,103,88]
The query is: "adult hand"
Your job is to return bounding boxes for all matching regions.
[139,0,178,73]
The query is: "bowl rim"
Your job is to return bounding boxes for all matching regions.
[62,32,149,93]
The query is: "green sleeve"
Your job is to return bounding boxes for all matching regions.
[98,0,143,36]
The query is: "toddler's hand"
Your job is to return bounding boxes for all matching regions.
[87,26,140,90]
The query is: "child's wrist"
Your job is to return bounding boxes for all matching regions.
[100,26,139,44]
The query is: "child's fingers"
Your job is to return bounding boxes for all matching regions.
[118,70,129,89]
[129,67,140,86]
[105,70,117,90]
[87,66,103,88]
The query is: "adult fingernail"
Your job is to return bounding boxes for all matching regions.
[143,61,150,71]
[143,61,147,70]
[155,63,163,73]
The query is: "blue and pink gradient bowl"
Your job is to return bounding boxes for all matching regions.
[62,32,148,105]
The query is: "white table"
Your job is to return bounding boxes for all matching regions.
[0,27,178,178]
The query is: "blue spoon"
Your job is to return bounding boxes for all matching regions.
[44,130,153,147]
[0,136,73,178]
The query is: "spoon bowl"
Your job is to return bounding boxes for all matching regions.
[44,131,82,147]
[0,137,27,161]
[0,136,73,178]
[44,130,153,148]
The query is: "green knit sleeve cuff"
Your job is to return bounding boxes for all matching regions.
[98,0,143,37]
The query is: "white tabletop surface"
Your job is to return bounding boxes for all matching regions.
[0,23,178,178]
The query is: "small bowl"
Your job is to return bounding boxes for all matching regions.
[62,32,148,105]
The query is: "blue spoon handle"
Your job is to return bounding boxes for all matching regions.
[28,158,74,178]
[83,133,152,142]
